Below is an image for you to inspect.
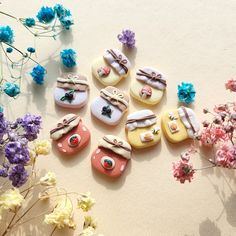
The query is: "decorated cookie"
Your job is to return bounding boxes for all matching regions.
[130,67,167,105]
[90,86,129,125]
[91,135,132,178]
[54,73,89,109]
[161,106,200,143]
[125,110,161,149]
[50,114,90,155]
[92,48,131,86]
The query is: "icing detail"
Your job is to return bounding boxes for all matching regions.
[120,165,125,172]
[139,85,152,99]
[168,120,179,134]
[152,126,160,134]
[168,112,177,121]
[82,126,87,132]
[140,131,154,142]
[101,156,115,170]
[60,90,75,103]
[97,66,111,77]
[95,149,101,154]
[101,105,112,118]
[57,143,62,148]
[68,134,81,147]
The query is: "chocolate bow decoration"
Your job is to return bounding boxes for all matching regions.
[107,49,128,74]
[137,69,167,86]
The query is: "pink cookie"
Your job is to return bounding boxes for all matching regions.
[54,73,89,109]
[50,114,90,155]
[91,135,132,178]
[90,86,129,126]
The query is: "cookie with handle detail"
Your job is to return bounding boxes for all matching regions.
[91,135,132,178]
[54,73,89,109]
[125,109,161,149]
[130,67,167,105]
[90,86,129,126]
[50,114,90,155]
[161,106,200,143]
[92,48,131,86]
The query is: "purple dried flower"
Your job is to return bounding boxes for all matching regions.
[0,164,9,177]
[5,141,30,164]
[0,112,8,140]
[9,164,28,187]
[117,29,136,48]
[17,114,42,141]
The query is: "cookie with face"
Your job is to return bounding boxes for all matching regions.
[54,73,89,109]
[90,86,129,125]
[161,106,200,143]
[50,114,90,155]
[130,67,167,105]
[125,110,161,149]
[91,135,132,178]
[92,48,131,86]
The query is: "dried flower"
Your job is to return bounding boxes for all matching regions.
[84,216,97,230]
[24,18,36,27]
[0,25,14,44]
[77,192,95,212]
[215,144,236,168]
[30,64,46,85]
[225,79,236,92]
[3,82,20,97]
[60,48,77,68]
[34,140,50,155]
[44,198,76,229]
[177,82,196,104]
[40,172,56,186]
[117,29,136,48]
[8,164,29,188]
[36,6,55,24]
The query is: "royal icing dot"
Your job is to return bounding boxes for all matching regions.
[95,149,101,154]
[120,165,125,172]
[57,143,63,148]
[82,126,87,131]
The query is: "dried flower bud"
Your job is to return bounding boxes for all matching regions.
[202,120,210,127]
[203,108,209,114]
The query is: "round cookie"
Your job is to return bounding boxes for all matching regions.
[130,67,167,105]
[125,110,161,149]
[90,86,129,126]
[161,106,200,143]
[54,73,89,109]
[92,48,131,86]
[50,114,90,155]
[91,135,132,178]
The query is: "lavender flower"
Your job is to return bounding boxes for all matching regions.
[9,164,28,187]
[5,141,30,164]
[17,114,42,141]
[0,112,8,141]
[117,29,136,48]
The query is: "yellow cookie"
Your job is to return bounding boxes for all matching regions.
[91,48,131,86]
[125,109,161,149]
[130,67,167,105]
[161,106,200,143]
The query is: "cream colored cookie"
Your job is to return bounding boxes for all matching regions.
[92,48,131,86]
[130,67,167,105]
[125,110,161,149]
[161,106,200,143]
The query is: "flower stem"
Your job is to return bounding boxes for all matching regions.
[0,11,17,20]
[194,164,216,171]
[50,226,57,236]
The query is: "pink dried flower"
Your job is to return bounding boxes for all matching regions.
[225,79,236,92]
[215,144,236,168]
[200,126,229,146]
[214,104,229,114]
[203,108,209,114]
[172,157,195,183]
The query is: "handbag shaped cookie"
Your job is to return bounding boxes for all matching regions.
[91,48,131,86]
[90,86,129,126]
[54,73,89,109]
[91,135,132,178]
[50,114,90,155]
[130,67,167,105]
[125,109,161,149]
[161,106,200,143]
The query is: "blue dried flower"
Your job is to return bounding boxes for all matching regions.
[54,4,66,18]
[36,6,55,24]
[27,47,35,53]
[6,47,13,53]
[60,48,77,68]
[177,82,196,104]
[3,82,20,97]
[30,65,46,85]
[9,164,28,188]
[0,25,14,44]
[60,11,74,30]
[24,18,36,27]
[117,29,136,48]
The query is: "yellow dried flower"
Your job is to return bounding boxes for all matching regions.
[84,216,97,230]
[0,188,24,213]
[79,226,95,236]
[44,198,76,230]
[26,149,37,166]
[35,140,51,155]
[40,172,57,186]
[77,192,95,212]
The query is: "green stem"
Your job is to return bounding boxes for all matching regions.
[0,11,17,20]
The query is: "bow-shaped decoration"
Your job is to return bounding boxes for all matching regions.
[137,69,167,86]
[67,74,80,84]
[107,49,128,74]
[111,89,124,100]
[112,139,123,147]
[103,136,131,152]
[60,90,75,103]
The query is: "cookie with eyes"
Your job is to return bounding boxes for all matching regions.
[91,135,132,178]
[90,86,129,126]
[50,114,90,155]
[125,109,161,149]
[161,106,200,143]
[91,48,131,86]
[54,73,89,109]
[130,67,167,105]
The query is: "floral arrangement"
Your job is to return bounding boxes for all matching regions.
[173,79,236,183]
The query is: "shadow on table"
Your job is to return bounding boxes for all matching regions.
[199,218,221,236]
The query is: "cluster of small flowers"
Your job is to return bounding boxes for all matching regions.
[0,112,42,187]
[173,80,236,183]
